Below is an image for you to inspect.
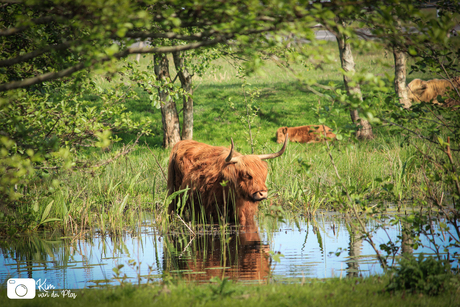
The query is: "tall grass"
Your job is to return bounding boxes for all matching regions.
[11,43,445,234]
[21,133,429,236]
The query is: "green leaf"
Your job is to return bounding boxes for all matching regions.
[164,188,190,207]
[105,44,119,56]
[40,200,54,225]
[40,218,62,224]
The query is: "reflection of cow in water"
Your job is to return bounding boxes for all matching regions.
[163,226,271,282]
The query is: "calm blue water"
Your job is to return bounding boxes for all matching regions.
[1,214,458,289]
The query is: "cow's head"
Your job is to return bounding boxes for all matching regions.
[407,79,428,102]
[222,136,288,202]
[276,127,288,143]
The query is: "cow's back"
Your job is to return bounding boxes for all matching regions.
[167,140,235,215]
[408,77,460,103]
[167,140,205,213]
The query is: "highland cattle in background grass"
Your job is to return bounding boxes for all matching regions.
[276,125,336,144]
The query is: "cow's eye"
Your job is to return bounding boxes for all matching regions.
[247,174,253,180]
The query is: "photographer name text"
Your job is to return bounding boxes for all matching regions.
[36,279,77,299]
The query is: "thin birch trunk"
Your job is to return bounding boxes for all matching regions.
[154,53,181,148]
[336,21,374,140]
[393,47,411,108]
[172,51,193,140]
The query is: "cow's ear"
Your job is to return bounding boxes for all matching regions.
[282,127,288,134]
[412,81,427,95]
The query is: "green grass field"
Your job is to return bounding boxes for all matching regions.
[104,42,430,148]
[3,41,451,234]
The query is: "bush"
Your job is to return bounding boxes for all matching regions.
[386,253,456,296]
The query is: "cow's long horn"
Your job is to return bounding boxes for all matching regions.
[225,138,240,163]
[257,133,289,160]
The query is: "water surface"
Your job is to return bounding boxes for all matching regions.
[1,213,458,289]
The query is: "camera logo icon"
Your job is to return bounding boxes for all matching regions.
[7,278,36,299]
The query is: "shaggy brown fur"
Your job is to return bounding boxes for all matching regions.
[276,125,336,144]
[166,225,271,281]
[168,140,276,226]
[407,77,460,104]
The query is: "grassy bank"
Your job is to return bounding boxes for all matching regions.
[1,42,454,235]
[2,275,459,307]
[11,135,424,235]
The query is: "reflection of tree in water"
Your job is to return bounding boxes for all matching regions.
[0,235,69,280]
[0,233,129,285]
[346,228,363,278]
[163,225,271,282]
[401,219,413,255]
[345,219,413,277]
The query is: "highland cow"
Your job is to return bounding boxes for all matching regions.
[167,137,288,226]
[407,77,460,105]
[276,125,336,144]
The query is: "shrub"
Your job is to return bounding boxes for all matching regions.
[386,253,455,296]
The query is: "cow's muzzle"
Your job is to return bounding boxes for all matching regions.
[252,191,268,201]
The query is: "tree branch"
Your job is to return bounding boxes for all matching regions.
[1,22,281,92]
[36,133,143,170]
[0,15,60,36]
[124,30,218,41]
[0,41,74,67]
[382,117,460,151]
[0,39,223,92]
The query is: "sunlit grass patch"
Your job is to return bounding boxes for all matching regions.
[3,43,451,235]
[2,274,459,307]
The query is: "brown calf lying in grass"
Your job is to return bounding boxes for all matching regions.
[276,125,336,144]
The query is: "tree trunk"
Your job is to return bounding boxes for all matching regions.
[393,47,411,109]
[154,53,181,148]
[172,51,194,140]
[336,21,374,140]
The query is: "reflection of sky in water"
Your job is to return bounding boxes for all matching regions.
[0,229,166,289]
[0,216,459,289]
[268,222,391,279]
[268,218,460,280]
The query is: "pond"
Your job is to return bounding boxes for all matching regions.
[1,212,458,289]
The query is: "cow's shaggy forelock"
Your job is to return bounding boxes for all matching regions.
[231,156,268,198]
[167,140,269,226]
